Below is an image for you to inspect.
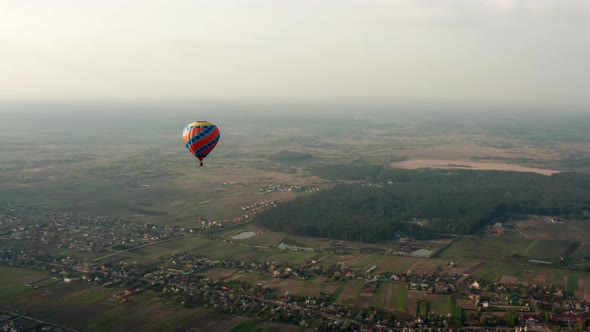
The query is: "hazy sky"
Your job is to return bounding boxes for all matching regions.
[2,0,589,109]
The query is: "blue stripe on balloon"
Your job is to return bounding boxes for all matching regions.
[186,133,218,151]
[195,134,220,157]
[185,126,216,148]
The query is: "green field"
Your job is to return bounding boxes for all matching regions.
[471,261,526,281]
[336,279,365,305]
[111,236,218,264]
[371,281,408,312]
[0,267,48,303]
[567,275,579,297]
[437,236,533,261]
[350,254,382,271]
[522,239,574,262]
[231,320,260,332]
[429,294,461,320]
[328,280,349,303]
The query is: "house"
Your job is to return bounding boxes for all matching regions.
[521,314,539,326]
[486,227,505,235]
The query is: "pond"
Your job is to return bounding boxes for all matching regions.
[277,242,314,252]
[231,231,257,240]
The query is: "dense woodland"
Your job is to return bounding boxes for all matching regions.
[255,165,590,242]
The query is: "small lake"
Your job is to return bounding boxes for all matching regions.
[277,242,314,252]
[231,231,257,240]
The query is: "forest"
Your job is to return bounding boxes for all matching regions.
[255,165,590,242]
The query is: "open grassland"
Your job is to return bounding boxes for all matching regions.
[436,236,576,263]
[470,261,527,281]
[569,241,590,270]
[516,217,590,241]
[350,255,382,271]
[405,260,445,275]
[268,278,329,298]
[567,275,579,297]
[472,262,589,285]
[104,236,217,264]
[521,239,574,261]
[344,255,424,273]
[0,267,49,304]
[191,241,257,260]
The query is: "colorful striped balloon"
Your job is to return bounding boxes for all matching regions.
[182,121,220,166]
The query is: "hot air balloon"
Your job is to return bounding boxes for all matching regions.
[182,121,220,166]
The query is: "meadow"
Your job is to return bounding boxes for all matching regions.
[436,235,576,263]
[0,267,49,305]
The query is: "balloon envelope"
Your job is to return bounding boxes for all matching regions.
[182,121,220,165]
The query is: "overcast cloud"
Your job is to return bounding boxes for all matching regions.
[1,0,589,109]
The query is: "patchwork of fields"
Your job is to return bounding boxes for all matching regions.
[2,111,590,330]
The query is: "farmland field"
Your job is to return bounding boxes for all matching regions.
[371,281,408,312]
[372,256,417,274]
[0,267,49,304]
[430,294,462,322]
[521,239,575,261]
[9,279,249,332]
[350,255,382,271]
[515,217,590,241]
[335,279,365,305]
[269,278,327,298]
[390,159,560,175]
[436,236,534,261]
[436,235,579,264]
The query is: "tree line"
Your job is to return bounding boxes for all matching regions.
[255,165,590,243]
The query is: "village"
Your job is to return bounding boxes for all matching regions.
[2,246,589,331]
[257,184,320,194]
[0,200,280,255]
[0,203,589,331]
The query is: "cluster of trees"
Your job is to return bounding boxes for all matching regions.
[256,165,590,243]
[256,184,411,243]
